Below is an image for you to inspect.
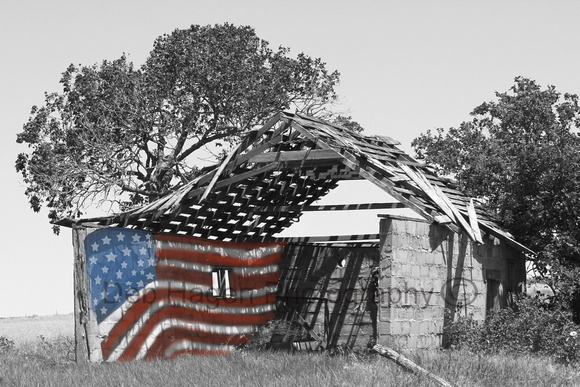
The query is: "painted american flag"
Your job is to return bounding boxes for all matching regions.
[85,227,283,362]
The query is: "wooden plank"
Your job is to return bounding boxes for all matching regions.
[398,163,477,240]
[199,140,244,203]
[186,163,280,200]
[249,149,342,165]
[478,221,535,254]
[432,184,479,243]
[224,119,291,173]
[268,234,380,243]
[467,198,484,244]
[337,150,447,224]
[373,345,453,387]
[250,202,406,213]
[251,112,283,141]
[72,226,102,363]
[235,112,282,154]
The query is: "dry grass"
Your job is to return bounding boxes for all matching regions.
[0,313,73,345]
[1,314,579,387]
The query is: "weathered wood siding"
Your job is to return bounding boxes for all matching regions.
[274,244,380,351]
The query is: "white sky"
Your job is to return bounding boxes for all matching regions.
[1,0,579,317]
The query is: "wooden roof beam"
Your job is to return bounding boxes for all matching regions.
[248,149,343,166]
[251,202,407,213]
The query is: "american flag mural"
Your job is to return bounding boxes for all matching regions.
[84,227,283,362]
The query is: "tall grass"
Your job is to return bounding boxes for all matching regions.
[1,335,579,387]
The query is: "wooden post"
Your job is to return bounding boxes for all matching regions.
[373,344,453,387]
[72,226,102,363]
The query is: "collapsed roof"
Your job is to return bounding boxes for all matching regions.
[58,112,531,253]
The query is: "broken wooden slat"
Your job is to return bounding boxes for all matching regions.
[337,150,447,224]
[199,141,244,203]
[373,344,453,387]
[248,149,342,165]
[432,184,479,243]
[467,198,484,244]
[251,202,407,213]
[268,234,380,244]
[187,163,280,200]
[399,163,480,242]
[225,121,291,172]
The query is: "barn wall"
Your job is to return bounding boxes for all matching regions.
[273,244,380,351]
[378,216,525,350]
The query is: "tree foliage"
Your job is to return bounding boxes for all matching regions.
[412,77,580,306]
[16,23,354,233]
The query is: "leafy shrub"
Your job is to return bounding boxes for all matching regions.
[445,297,580,364]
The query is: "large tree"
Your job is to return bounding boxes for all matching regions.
[412,77,580,307]
[16,23,348,233]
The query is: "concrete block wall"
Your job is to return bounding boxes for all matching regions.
[377,215,493,349]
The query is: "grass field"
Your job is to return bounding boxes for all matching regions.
[0,314,579,386]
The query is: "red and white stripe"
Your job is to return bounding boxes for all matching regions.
[98,235,283,362]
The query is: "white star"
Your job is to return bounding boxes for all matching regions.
[132,234,141,243]
[131,270,137,276]
[116,270,123,279]
[91,242,99,252]
[93,298,98,306]
[116,232,125,242]
[146,273,155,280]
[100,291,105,299]
[122,247,132,256]
[121,261,128,269]
[137,258,144,267]
[147,240,153,249]
[94,275,102,285]
[140,270,145,275]
[114,295,121,302]
[137,280,144,287]
[102,267,109,274]
[145,233,151,241]
[89,256,98,265]
[125,281,132,286]
[102,236,111,245]
[106,252,117,262]
[127,288,135,295]
[100,306,107,315]
[139,247,147,256]
[148,258,155,266]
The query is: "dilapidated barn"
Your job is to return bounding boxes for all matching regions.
[59,112,531,362]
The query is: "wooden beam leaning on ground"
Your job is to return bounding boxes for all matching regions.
[373,345,453,387]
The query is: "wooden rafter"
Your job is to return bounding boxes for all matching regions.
[56,111,532,254]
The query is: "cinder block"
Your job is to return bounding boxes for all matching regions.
[391,321,403,335]
[411,265,421,277]
[379,321,391,334]
[419,320,431,335]
[410,322,420,335]
[395,248,408,262]
[395,335,408,348]
[406,334,418,348]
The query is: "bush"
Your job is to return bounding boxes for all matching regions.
[0,336,14,354]
[445,297,580,364]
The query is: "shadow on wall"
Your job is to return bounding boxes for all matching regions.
[272,244,379,350]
